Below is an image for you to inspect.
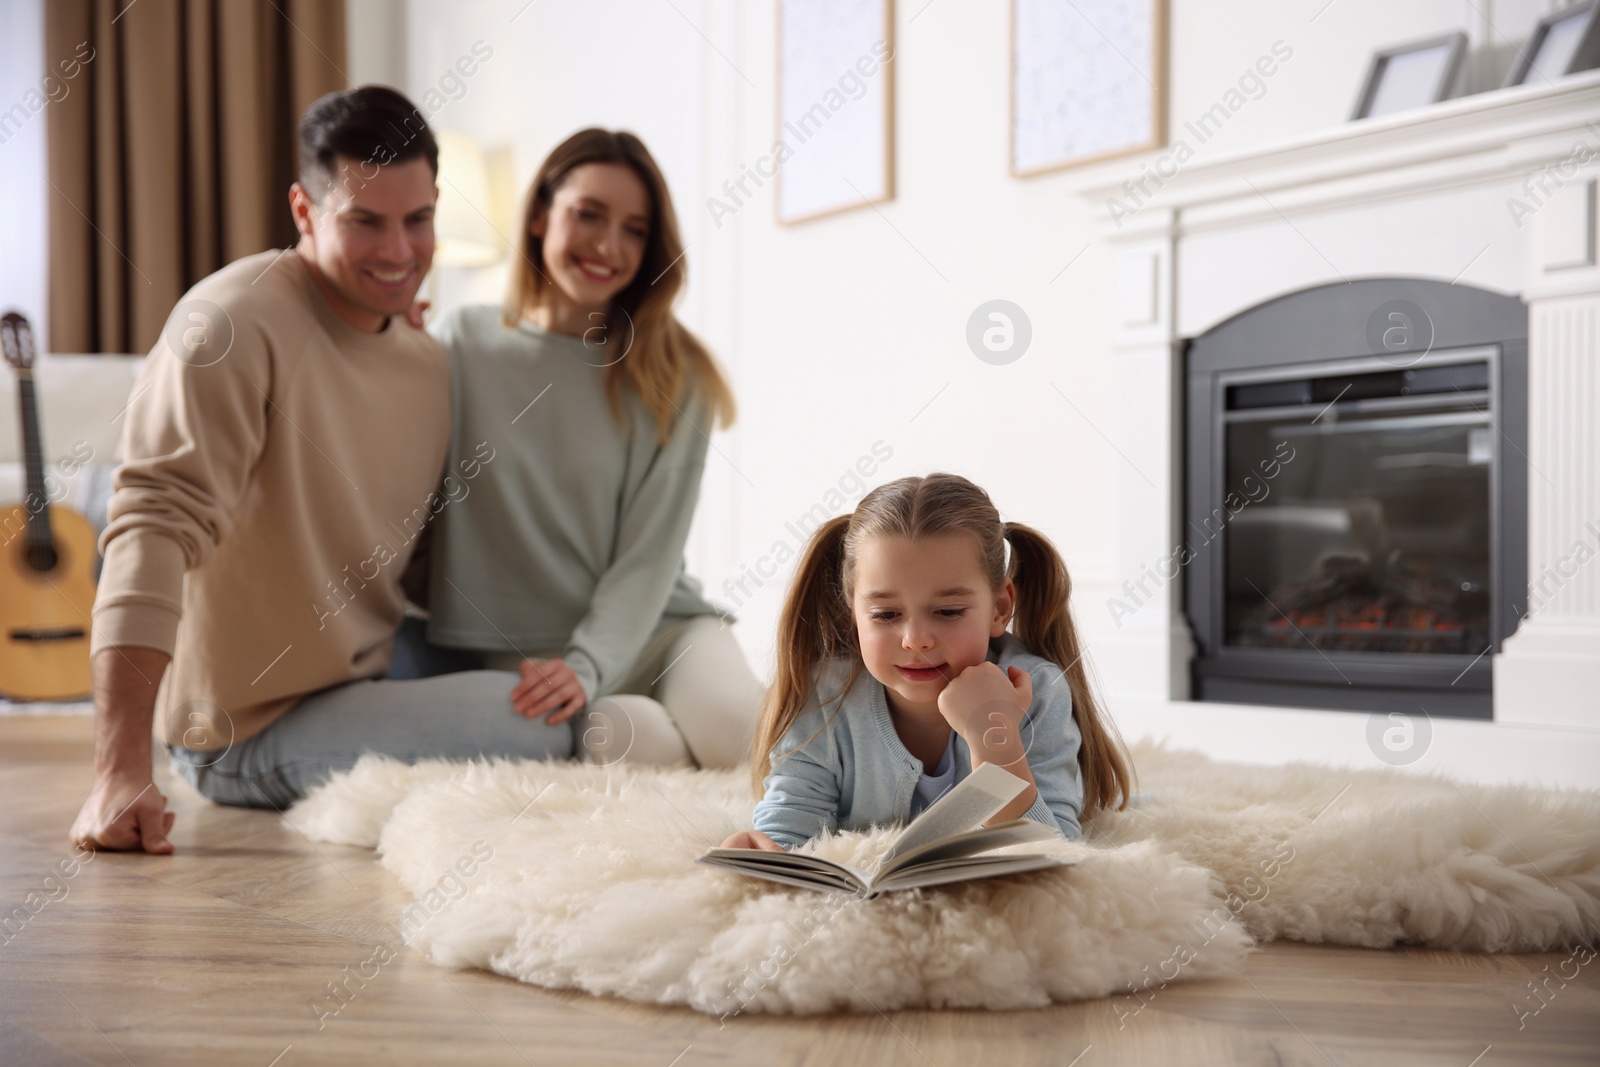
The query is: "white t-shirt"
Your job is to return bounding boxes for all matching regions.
[907,730,958,820]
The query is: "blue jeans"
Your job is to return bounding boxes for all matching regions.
[386,614,485,679]
[167,666,575,810]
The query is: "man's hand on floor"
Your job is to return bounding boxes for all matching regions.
[72,646,177,853]
[70,771,175,853]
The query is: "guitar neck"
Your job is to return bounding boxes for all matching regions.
[15,368,56,548]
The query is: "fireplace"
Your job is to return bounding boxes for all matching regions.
[1183,278,1528,719]
[1067,70,1598,779]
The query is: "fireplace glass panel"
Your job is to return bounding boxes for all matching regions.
[1222,370,1492,656]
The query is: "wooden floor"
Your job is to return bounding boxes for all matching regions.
[2,714,1596,1067]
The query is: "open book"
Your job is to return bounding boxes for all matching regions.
[697,762,1077,899]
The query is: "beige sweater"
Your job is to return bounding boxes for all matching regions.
[92,249,451,750]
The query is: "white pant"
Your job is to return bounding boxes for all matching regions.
[488,615,764,770]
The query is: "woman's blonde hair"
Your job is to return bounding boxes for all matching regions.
[748,472,1135,823]
[503,127,735,443]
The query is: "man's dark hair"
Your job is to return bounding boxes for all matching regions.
[298,85,438,200]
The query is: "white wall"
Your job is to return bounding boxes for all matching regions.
[0,0,1574,770]
[0,0,49,351]
[366,0,1567,684]
[346,0,410,91]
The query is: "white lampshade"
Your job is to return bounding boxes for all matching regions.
[433,128,502,267]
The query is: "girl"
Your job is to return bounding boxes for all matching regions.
[721,473,1133,851]
[399,128,763,770]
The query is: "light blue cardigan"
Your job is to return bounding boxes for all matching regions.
[751,633,1086,851]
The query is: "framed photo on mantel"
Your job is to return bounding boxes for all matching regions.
[775,0,896,225]
[1503,1,1600,87]
[1350,32,1467,120]
[1010,0,1168,177]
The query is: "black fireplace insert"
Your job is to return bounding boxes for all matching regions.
[1183,278,1528,719]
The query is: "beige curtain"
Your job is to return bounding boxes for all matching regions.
[46,0,348,354]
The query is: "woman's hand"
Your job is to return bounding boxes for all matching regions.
[404,299,431,329]
[936,662,1032,764]
[511,658,588,724]
[720,829,783,851]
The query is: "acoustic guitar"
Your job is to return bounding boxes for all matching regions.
[0,311,97,701]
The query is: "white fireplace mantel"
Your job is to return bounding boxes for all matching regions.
[1085,69,1599,236]
[1073,71,1600,789]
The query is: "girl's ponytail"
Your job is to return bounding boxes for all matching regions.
[748,515,861,796]
[1005,521,1135,819]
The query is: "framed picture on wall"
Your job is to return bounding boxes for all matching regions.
[1010,0,1167,177]
[1350,32,1467,120]
[775,0,895,225]
[1504,1,1600,87]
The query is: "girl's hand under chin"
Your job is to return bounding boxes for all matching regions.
[936,662,1033,751]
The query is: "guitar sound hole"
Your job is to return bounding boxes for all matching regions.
[25,543,59,572]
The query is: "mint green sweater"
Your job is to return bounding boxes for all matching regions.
[424,305,727,699]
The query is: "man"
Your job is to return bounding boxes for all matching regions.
[69,86,573,855]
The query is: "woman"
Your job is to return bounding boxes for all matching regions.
[395,128,762,770]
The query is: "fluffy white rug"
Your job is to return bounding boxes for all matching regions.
[286,741,1600,1016]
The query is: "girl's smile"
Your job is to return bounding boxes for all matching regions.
[895,663,948,682]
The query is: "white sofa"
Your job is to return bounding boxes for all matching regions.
[0,353,144,531]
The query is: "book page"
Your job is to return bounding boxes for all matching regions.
[696,851,866,895]
[699,859,863,896]
[870,854,1073,896]
[877,762,1030,870]
[879,818,1061,877]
